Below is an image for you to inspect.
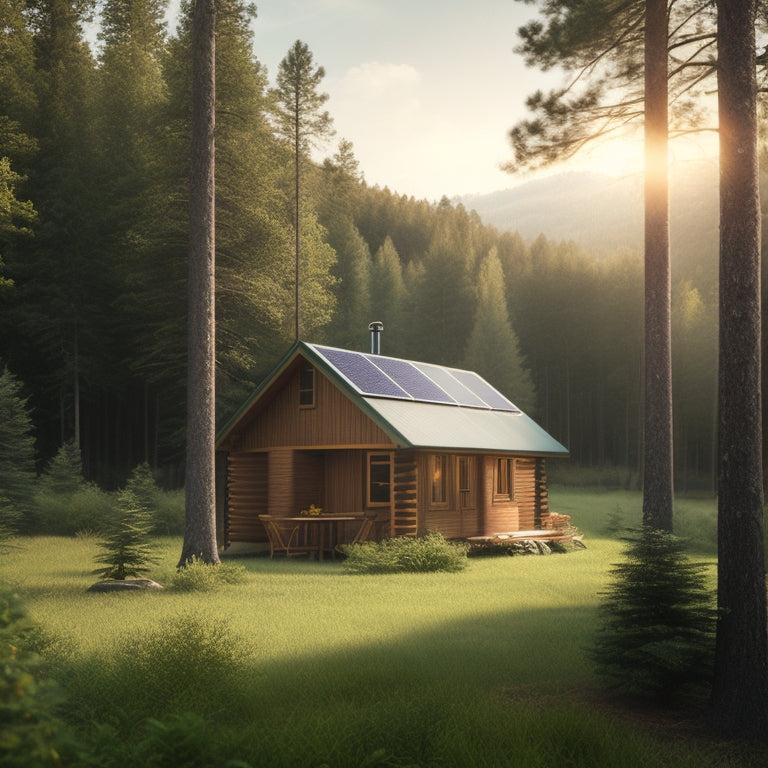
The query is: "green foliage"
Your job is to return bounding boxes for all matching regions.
[37,441,84,497]
[150,488,185,536]
[170,557,248,591]
[120,463,185,535]
[0,367,36,529]
[93,487,158,580]
[591,526,716,700]
[340,532,469,574]
[86,713,252,768]
[64,611,252,727]
[463,248,536,413]
[32,484,116,536]
[0,588,77,766]
[0,504,753,767]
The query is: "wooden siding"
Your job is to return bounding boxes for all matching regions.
[419,453,481,538]
[515,457,538,529]
[226,452,268,544]
[393,451,417,537]
[267,448,294,517]
[223,363,395,451]
[536,458,551,525]
[324,450,364,514]
[294,451,324,513]
[480,455,518,533]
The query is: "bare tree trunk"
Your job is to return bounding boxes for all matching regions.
[642,0,673,531]
[179,0,220,566]
[710,0,768,740]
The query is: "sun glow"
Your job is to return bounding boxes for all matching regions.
[561,130,719,180]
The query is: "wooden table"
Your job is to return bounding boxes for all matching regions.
[278,516,359,560]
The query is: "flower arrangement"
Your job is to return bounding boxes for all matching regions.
[300,504,323,516]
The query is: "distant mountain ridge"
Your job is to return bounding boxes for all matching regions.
[460,159,719,277]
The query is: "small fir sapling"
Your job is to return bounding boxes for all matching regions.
[94,486,157,580]
[591,526,716,700]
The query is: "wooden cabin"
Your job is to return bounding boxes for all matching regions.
[215,341,569,552]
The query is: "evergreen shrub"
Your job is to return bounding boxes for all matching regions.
[591,526,716,700]
[37,440,84,496]
[340,532,469,574]
[93,487,158,580]
[0,367,37,529]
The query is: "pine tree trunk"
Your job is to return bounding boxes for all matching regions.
[710,0,768,739]
[179,0,220,566]
[641,0,673,531]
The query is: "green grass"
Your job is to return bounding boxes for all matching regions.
[1,488,762,767]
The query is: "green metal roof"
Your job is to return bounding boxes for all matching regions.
[216,341,568,457]
[361,397,567,455]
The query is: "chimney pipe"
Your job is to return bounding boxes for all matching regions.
[368,321,383,354]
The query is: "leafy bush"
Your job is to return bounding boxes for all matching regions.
[591,526,716,700]
[170,557,248,591]
[32,483,116,536]
[151,488,185,536]
[340,532,469,574]
[0,587,80,766]
[63,612,252,727]
[86,713,252,768]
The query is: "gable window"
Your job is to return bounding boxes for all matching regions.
[299,364,315,407]
[494,457,515,501]
[367,453,391,506]
[431,454,448,506]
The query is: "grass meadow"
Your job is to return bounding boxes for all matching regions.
[2,488,766,767]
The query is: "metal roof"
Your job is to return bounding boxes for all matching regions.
[216,341,568,457]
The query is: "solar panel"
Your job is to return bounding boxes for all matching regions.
[412,362,488,408]
[310,344,520,413]
[449,369,520,412]
[314,346,409,398]
[364,355,456,404]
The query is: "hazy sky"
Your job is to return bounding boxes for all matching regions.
[245,0,627,201]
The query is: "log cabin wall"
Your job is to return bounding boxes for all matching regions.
[294,450,325,514]
[268,448,295,517]
[226,452,268,544]
[232,365,395,451]
[324,450,364,514]
[419,453,481,538]
[480,455,524,534]
[393,451,418,537]
[535,458,550,526]
[515,457,538,529]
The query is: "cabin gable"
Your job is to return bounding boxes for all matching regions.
[220,358,396,452]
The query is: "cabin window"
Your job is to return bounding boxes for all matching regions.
[430,454,448,506]
[494,457,515,501]
[299,364,315,407]
[458,456,476,508]
[367,453,391,506]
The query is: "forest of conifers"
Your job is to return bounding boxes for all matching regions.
[0,0,753,491]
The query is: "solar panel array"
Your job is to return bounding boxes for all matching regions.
[311,345,520,412]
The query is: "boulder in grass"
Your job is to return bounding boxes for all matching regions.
[87,579,164,593]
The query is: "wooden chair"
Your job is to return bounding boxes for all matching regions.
[350,512,377,544]
[336,512,377,555]
[258,514,316,559]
